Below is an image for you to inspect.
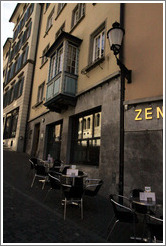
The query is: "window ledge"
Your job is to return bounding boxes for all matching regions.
[81,56,105,74]
[32,99,45,109]
[40,59,48,69]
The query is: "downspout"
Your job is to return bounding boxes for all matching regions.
[23,3,44,152]
[119,3,125,196]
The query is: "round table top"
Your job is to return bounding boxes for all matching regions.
[132,198,156,207]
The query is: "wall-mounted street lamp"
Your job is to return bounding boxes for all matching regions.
[107,21,132,83]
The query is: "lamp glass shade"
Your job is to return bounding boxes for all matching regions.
[107,28,124,48]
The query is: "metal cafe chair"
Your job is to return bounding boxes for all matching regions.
[146,214,163,243]
[60,174,85,220]
[44,172,61,201]
[107,194,138,242]
[84,178,103,197]
[31,159,49,189]
[28,157,38,174]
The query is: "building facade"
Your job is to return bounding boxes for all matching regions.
[3,3,42,152]
[3,38,12,132]
[4,3,163,200]
[26,3,122,196]
[123,3,163,201]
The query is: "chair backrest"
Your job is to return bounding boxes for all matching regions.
[61,175,84,199]
[85,179,103,196]
[48,173,61,189]
[29,158,38,169]
[109,194,133,219]
[147,215,163,241]
[130,188,147,214]
[35,164,47,176]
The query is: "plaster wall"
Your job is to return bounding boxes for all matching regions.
[28,3,120,121]
[124,3,163,101]
[26,75,121,197]
[124,100,163,201]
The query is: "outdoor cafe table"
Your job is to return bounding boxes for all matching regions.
[130,198,162,242]
[60,172,88,186]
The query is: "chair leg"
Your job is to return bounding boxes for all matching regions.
[81,198,83,219]
[31,174,36,188]
[44,188,52,202]
[107,215,115,231]
[42,178,46,190]
[107,220,119,241]
[64,198,67,220]
[141,214,147,241]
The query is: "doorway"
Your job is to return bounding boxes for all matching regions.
[46,121,63,162]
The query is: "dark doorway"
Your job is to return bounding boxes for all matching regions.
[46,121,63,162]
[32,123,40,157]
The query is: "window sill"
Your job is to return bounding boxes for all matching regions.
[81,56,105,74]
[70,15,85,34]
[40,59,48,69]
[32,99,45,109]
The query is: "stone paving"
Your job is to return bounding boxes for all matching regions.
[3,148,142,244]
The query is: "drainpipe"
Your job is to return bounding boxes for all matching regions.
[23,3,44,152]
[119,3,125,196]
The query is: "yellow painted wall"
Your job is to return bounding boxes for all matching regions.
[124,3,163,101]
[29,3,121,121]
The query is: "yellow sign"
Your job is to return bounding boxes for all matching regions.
[135,106,163,121]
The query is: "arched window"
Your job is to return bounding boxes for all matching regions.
[87,117,91,129]
[83,119,86,130]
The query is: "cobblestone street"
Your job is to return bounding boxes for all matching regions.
[3,148,139,244]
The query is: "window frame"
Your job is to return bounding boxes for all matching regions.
[70,108,101,166]
[88,21,106,65]
[71,3,85,30]
[41,44,50,66]
[57,3,66,15]
[37,82,45,104]
[66,43,78,75]
[46,7,54,33]
[3,108,19,139]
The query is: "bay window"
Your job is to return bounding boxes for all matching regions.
[44,31,82,112]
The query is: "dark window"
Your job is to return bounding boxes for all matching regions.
[29,3,34,15]
[57,3,66,15]
[71,3,85,29]
[46,8,54,32]
[45,3,50,11]
[9,86,15,104]
[71,110,101,166]
[13,77,24,100]
[4,115,12,139]
[4,108,19,139]
[9,63,15,80]
[41,44,49,66]
[22,46,29,65]
[37,82,45,103]
[55,22,65,38]
[46,121,63,161]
